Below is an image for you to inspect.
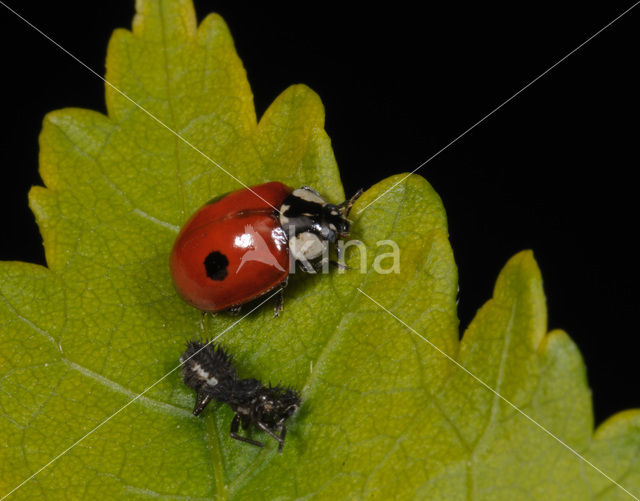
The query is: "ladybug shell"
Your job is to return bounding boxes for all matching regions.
[170,182,293,312]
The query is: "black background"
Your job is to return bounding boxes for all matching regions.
[1,2,638,425]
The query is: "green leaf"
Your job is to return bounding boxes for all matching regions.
[1,1,639,499]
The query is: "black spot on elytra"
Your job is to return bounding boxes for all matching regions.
[204,251,229,281]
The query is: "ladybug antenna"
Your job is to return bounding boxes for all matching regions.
[338,189,363,217]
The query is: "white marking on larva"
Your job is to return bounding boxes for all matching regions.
[192,362,218,387]
[310,361,313,373]
[293,188,325,204]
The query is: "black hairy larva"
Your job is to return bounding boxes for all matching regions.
[180,340,301,453]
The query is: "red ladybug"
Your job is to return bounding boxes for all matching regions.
[170,182,361,315]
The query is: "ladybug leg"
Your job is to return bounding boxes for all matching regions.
[273,283,286,317]
[277,425,287,453]
[230,414,264,448]
[330,260,350,271]
[332,241,351,270]
[337,188,364,216]
[228,305,242,315]
[255,420,285,451]
[298,259,318,274]
[192,391,213,416]
[199,312,217,331]
[316,257,330,274]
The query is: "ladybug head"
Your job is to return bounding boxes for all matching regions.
[279,187,362,242]
[254,385,301,427]
[325,188,363,238]
[278,186,362,269]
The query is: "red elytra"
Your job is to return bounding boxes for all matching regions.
[170,182,293,312]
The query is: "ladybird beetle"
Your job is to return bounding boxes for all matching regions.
[170,182,361,315]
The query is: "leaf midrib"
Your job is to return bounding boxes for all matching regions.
[153,5,229,497]
[466,300,518,501]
